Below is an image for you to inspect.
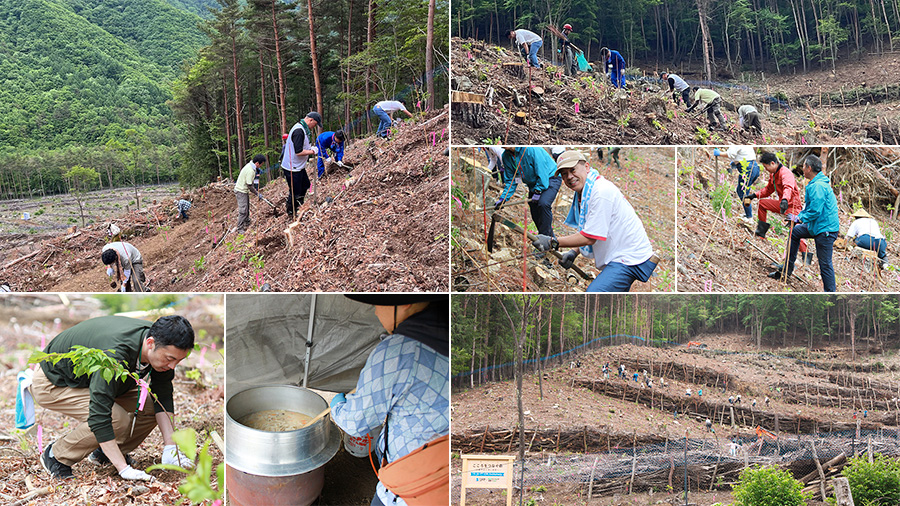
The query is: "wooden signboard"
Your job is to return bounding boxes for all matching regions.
[459,454,515,506]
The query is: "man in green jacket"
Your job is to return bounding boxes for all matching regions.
[686,87,727,130]
[33,315,195,480]
[770,155,840,291]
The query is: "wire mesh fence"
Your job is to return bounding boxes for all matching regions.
[453,428,900,503]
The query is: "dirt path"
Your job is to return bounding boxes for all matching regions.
[451,147,677,292]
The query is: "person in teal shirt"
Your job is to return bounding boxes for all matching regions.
[494,147,561,236]
[771,155,839,291]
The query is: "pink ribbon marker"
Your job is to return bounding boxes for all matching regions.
[205,225,209,235]
[416,101,421,109]
[37,425,43,454]
[211,343,217,352]
[213,501,223,506]
[467,51,472,60]
[432,132,437,147]
[255,272,262,290]
[690,174,695,188]
[453,196,463,210]
[441,128,446,141]
[839,192,843,205]
[721,208,727,224]
[198,347,208,368]
[40,334,46,349]
[137,380,149,411]
[801,136,807,145]
[704,280,713,292]
[575,103,580,114]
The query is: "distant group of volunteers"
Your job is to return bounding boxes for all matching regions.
[103,99,416,291]
[714,146,888,292]
[506,25,764,133]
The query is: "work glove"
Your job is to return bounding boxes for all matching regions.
[559,249,579,269]
[494,199,505,210]
[337,161,345,168]
[106,267,114,277]
[531,234,558,252]
[530,193,541,204]
[119,465,152,481]
[745,193,757,201]
[310,146,319,156]
[325,157,333,164]
[330,392,346,409]
[785,213,799,223]
[120,285,127,293]
[162,445,194,469]
[713,149,721,157]
[780,199,789,214]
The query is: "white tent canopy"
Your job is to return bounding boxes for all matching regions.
[226,294,385,395]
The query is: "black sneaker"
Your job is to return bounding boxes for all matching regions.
[89,447,136,467]
[41,443,74,479]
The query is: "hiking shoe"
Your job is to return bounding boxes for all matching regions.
[89,447,135,467]
[41,443,74,479]
[768,269,791,280]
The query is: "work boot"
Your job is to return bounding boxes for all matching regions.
[754,221,771,238]
[89,447,136,467]
[41,443,74,479]
[802,251,815,265]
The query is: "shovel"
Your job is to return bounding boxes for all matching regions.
[256,193,281,218]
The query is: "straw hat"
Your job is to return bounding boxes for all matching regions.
[851,209,872,219]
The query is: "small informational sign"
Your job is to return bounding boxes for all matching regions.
[460,454,515,506]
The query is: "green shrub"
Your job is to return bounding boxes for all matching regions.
[732,466,808,506]
[843,455,900,506]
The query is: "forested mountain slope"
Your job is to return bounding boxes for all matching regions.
[0,0,206,151]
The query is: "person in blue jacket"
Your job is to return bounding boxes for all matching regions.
[495,147,561,237]
[315,130,346,178]
[600,47,626,88]
[771,155,840,291]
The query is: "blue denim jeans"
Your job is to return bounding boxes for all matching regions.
[855,234,887,259]
[735,161,760,218]
[528,40,542,68]
[788,223,837,292]
[588,258,658,292]
[610,69,625,88]
[373,106,392,137]
[528,175,561,237]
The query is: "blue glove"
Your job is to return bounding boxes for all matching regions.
[494,199,505,210]
[530,193,541,203]
[713,148,721,156]
[329,392,346,409]
[785,213,799,223]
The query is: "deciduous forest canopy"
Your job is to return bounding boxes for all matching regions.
[454,0,900,75]
[451,294,900,377]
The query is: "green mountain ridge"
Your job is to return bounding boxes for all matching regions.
[0,0,207,151]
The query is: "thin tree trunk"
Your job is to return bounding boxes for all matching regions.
[425,0,436,110]
[271,0,288,134]
[307,0,324,122]
[259,51,270,159]
[231,31,246,164]
[366,0,376,133]
[223,73,234,180]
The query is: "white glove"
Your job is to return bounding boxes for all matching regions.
[325,157,333,164]
[120,285,127,292]
[309,146,319,156]
[162,444,194,469]
[122,269,131,281]
[106,267,114,277]
[337,161,345,167]
[119,465,152,481]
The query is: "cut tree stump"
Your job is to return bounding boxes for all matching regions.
[283,221,302,247]
[502,62,525,79]
[514,112,528,125]
[832,477,855,506]
[451,91,487,128]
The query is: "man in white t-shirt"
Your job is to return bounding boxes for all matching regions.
[845,208,888,267]
[737,105,762,135]
[373,100,414,138]
[508,29,543,68]
[531,150,658,292]
[482,146,506,182]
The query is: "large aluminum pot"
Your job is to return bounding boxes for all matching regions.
[225,385,340,477]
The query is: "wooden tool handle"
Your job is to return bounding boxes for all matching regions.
[500,218,593,281]
[308,388,357,426]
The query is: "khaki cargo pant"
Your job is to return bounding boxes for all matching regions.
[31,367,158,466]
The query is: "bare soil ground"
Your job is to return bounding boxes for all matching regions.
[451,147,677,292]
[450,37,900,145]
[676,146,900,292]
[451,338,900,504]
[0,110,449,292]
[0,294,224,505]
